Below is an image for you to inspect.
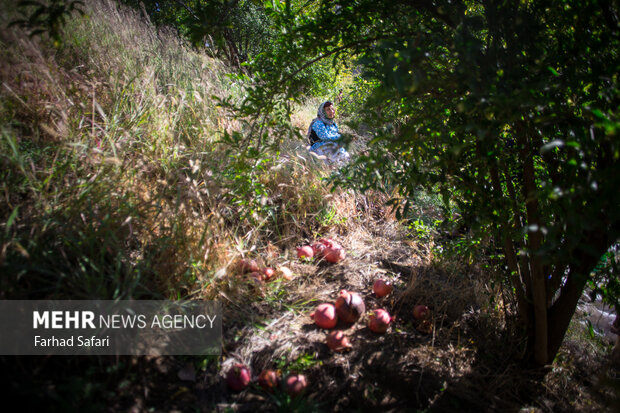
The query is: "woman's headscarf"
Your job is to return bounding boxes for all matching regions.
[306,101,335,141]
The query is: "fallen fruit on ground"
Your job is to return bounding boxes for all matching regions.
[226,363,251,392]
[311,242,327,258]
[324,246,346,263]
[368,309,392,333]
[335,290,366,323]
[284,373,307,397]
[296,245,314,259]
[373,279,393,297]
[310,303,338,329]
[276,265,293,280]
[326,330,352,352]
[258,369,279,392]
[319,238,342,250]
[262,267,275,280]
[238,258,259,274]
[249,271,264,282]
[413,305,430,320]
[316,238,346,263]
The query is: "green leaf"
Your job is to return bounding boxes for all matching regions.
[591,109,607,120]
[586,320,595,339]
[5,206,19,234]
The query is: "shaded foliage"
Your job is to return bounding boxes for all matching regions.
[10,0,85,45]
[239,0,620,365]
[120,0,275,70]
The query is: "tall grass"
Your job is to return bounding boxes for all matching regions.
[0,0,359,301]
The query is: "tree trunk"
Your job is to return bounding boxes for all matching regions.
[547,230,610,360]
[517,129,549,365]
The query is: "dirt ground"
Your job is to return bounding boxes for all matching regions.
[3,219,618,412]
[143,219,619,412]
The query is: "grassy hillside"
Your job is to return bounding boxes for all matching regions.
[0,0,365,301]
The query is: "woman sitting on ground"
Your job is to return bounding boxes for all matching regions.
[307,101,350,164]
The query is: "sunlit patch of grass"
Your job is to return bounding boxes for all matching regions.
[275,352,323,373]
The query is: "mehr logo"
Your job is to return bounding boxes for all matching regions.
[33,311,96,329]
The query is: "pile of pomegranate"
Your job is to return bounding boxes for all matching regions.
[310,290,366,329]
[236,257,293,285]
[297,238,346,263]
[309,289,368,351]
[225,245,437,401]
[225,364,308,397]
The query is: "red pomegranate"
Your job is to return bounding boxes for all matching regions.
[226,363,251,391]
[249,271,264,282]
[311,242,327,258]
[284,373,307,397]
[296,245,314,259]
[326,330,352,352]
[319,238,342,250]
[324,247,346,263]
[373,279,393,297]
[335,290,365,323]
[368,309,392,333]
[238,258,259,274]
[262,267,275,280]
[413,305,430,320]
[258,369,279,392]
[310,303,338,329]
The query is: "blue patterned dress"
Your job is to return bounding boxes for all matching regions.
[307,102,350,164]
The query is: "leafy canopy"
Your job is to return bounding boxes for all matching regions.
[239,0,619,365]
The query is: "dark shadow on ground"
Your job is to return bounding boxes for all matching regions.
[4,259,619,413]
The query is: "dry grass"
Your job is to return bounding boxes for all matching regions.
[0,0,360,301]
